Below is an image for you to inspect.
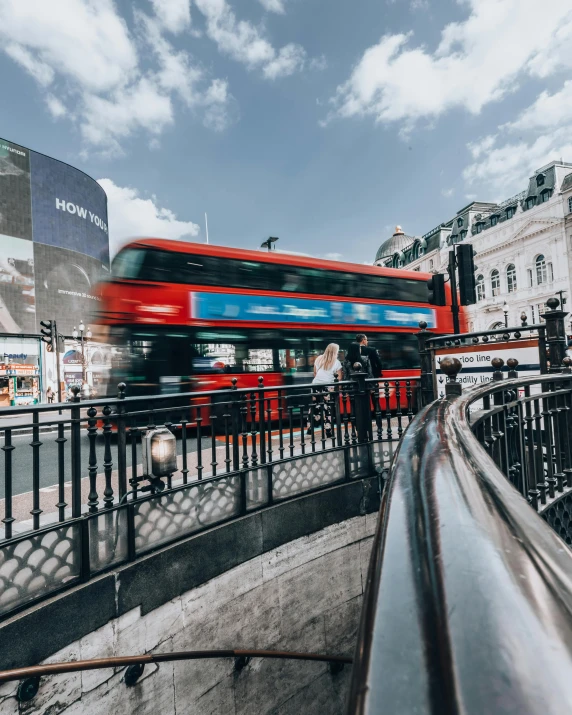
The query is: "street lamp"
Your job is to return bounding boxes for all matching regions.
[260,236,279,252]
[72,321,92,387]
[503,301,509,327]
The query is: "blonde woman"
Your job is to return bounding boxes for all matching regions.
[307,343,342,438]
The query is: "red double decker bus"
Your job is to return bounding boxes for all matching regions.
[95,239,457,400]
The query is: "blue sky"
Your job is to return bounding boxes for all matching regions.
[1,0,572,262]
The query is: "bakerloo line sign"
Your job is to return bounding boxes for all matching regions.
[434,339,540,399]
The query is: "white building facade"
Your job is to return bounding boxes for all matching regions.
[374,161,572,334]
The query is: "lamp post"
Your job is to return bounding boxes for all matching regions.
[503,301,509,327]
[260,236,279,252]
[72,321,92,388]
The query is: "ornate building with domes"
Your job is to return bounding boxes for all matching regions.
[374,160,572,334]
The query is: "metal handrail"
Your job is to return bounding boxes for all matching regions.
[0,648,352,684]
[348,375,572,713]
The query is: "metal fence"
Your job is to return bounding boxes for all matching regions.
[348,356,572,714]
[0,373,419,620]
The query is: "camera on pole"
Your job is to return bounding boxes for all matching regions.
[40,320,54,352]
[427,274,446,306]
[457,243,477,306]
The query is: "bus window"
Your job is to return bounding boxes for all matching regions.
[112,248,147,279]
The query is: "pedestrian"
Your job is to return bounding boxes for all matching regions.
[46,386,54,403]
[343,336,373,379]
[356,334,383,377]
[307,343,343,438]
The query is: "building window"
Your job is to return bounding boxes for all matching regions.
[527,268,533,287]
[548,262,553,282]
[536,254,547,284]
[531,305,536,324]
[476,274,485,301]
[457,217,463,227]
[476,223,483,234]
[491,269,500,297]
[536,174,545,187]
[429,259,434,270]
[490,215,498,227]
[460,229,467,240]
[506,264,517,293]
[526,196,536,210]
[540,189,551,203]
[538,303,547,320]
[568,196,572,214]
[506,206,516,219]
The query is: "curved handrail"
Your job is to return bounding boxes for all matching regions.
[0,649,352,684]
[348,381,572,714]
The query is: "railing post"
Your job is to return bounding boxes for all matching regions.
[230,378,240,472]
[352,367,371,443]
[543,297,568,373]
[70,385,82,518]
[440,357,462,398]
[117,383,127,499]
[507,358,519,379]
[417,321,436,406]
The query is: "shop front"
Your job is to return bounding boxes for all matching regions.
[0,337,41,406]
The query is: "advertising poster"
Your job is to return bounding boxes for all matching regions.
[0,234,36,333]
[30,150,109,266]
[33,243,109,335]
[0,138,32,241]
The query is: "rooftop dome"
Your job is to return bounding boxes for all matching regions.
[375,226,417,263]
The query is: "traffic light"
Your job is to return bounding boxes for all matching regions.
[427,274,446,305]
[457,243,476,305]
[40,319,54,352]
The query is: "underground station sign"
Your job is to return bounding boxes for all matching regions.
[434,339,540,399]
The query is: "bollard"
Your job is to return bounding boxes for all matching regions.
[440,357,462,398]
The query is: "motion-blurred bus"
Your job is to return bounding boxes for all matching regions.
[95,239,458,406]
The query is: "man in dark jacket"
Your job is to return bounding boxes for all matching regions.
[356,334,383,378]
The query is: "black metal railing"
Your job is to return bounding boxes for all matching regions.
[348,357,572,713]
[417,297,570,407]
[0,373,419,620]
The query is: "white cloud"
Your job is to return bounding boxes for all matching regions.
[258,0,286,13]
[504,81,572,133]
[464,78,572,195]
[98,178,200,257]
[0,0,138,93]
[194,0,307,78]
[327,0,572,127]
[410,0,429,9]
[150,0,191,33]
[441,188,454,198]
[45,95,67,118]
[263,43,306,80]
[0,0,232,153]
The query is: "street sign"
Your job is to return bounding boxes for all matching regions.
[434,339,540,399]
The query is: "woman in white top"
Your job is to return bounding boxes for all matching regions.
[307,343,342,438]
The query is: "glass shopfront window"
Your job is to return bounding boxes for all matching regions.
[0,336,41,405]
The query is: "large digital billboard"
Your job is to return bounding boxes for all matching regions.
[0,137,109,335]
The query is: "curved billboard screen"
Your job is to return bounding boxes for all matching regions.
[0,137,109,335]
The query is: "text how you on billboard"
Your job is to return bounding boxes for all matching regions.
[30,151,109,265]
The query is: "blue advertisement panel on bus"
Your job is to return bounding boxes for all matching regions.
[191,292,436,328]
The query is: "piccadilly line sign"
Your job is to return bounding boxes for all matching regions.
[434,339,540,399]
[190,292,436,328]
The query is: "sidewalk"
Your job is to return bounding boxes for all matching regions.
[0,408,74,434]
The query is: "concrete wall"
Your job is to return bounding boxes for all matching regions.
[0,513,376,714]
